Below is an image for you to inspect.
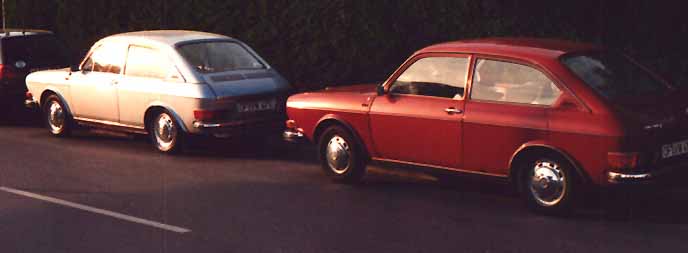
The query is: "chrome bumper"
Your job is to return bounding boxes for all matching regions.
[24,98,38,109]
[192,117,283,138]
[283,128,304,143]
[607,171,653,184]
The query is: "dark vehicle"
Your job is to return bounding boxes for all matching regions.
[0,29,69,111]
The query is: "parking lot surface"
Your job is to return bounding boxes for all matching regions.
[1,117,688,253]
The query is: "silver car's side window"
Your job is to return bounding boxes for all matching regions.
[125,46,171,79]
[83,43,124,74]
[389,57,469,100]
[471,59,561,106]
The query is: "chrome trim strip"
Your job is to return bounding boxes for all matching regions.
[73,117,145,130]
[372,157,509,178]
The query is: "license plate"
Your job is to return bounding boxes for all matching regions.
[661,140,688,159]
[237,99,276,113]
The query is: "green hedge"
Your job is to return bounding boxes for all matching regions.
[4,1,687,90]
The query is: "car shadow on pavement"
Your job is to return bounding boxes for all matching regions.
[0,107,42,127]
[359,165,688,225]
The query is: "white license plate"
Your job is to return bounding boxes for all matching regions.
[237,100,276,113]
[662,140,688,159]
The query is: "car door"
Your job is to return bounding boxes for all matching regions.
[69,43,125,121]
[117,45,182,127]
[369,54,470,169]
[463,58,563,176]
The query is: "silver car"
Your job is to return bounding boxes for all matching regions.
[25,30,291,153]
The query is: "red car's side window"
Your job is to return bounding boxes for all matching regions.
[389,57,469,100]
[471,59,561,106]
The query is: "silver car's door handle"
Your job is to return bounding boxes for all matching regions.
[110,80,119,85]
[445,107,463,115]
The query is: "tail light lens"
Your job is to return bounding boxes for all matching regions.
[193,110,221,121]
[25,91,33,100]
[0,64,18,79]
[608,152,640,170]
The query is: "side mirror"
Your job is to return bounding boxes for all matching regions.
[376,84,386,96]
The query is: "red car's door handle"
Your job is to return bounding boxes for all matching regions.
[445,107,463,115]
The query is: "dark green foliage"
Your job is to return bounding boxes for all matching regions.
[3,1,687,90]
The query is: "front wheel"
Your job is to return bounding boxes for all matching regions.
[317,125,367,183]
[149,111,185,154]
[43,94,72,137]
[520,156,577,214]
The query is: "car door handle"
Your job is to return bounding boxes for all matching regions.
[110,80,119,85]
[444,107,463,115]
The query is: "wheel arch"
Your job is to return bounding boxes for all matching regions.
[40,89,73,116]
[313,114,370,160]
[143,104,189,133]
[508,143,590,186]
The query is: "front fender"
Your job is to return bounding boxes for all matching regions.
[314,113,373,158]
[41,86,73,116]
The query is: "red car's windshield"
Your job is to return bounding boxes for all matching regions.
[561,51,671,101]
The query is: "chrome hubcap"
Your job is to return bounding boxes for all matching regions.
[154,113,176,150]
[529,160,566,207]
[326,135,350,174]
[47,100,65,133]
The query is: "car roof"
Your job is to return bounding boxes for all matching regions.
[0,29,53,38]
[102,30,235,47]
[418,37,602,60]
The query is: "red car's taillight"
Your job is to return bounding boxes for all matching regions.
[0,64,18,79]
[193,110,221,121]
[608,152,640,170]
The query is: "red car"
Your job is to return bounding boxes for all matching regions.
[283,38,687,213]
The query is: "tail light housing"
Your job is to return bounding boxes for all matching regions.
[608,152,640,171]
[193,110,221,121]
[0,64,18,79]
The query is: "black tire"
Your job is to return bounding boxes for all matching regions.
[519,155,577,215]
[42,94,73,137]
[317,125,367,183]
[148,110,185,154]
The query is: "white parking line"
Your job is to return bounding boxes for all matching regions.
[0,186,191,234]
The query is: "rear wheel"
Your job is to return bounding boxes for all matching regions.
[42,94,72,137]
[520,155,577,214]
[149,111,185,154]
[317,125,367,183]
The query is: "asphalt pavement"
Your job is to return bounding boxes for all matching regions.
[1,112,688,253]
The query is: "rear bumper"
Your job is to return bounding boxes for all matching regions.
[606,160,688,185]
[192,117,284,138]
[24,98,38,109]
[607,171,653,184]
[283,128,305,143]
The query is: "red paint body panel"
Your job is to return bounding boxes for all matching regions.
[285,38,687,186]
[463,101,548,176]
[369,95,463,168]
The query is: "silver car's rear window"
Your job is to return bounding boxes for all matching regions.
[178,41,264,74]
